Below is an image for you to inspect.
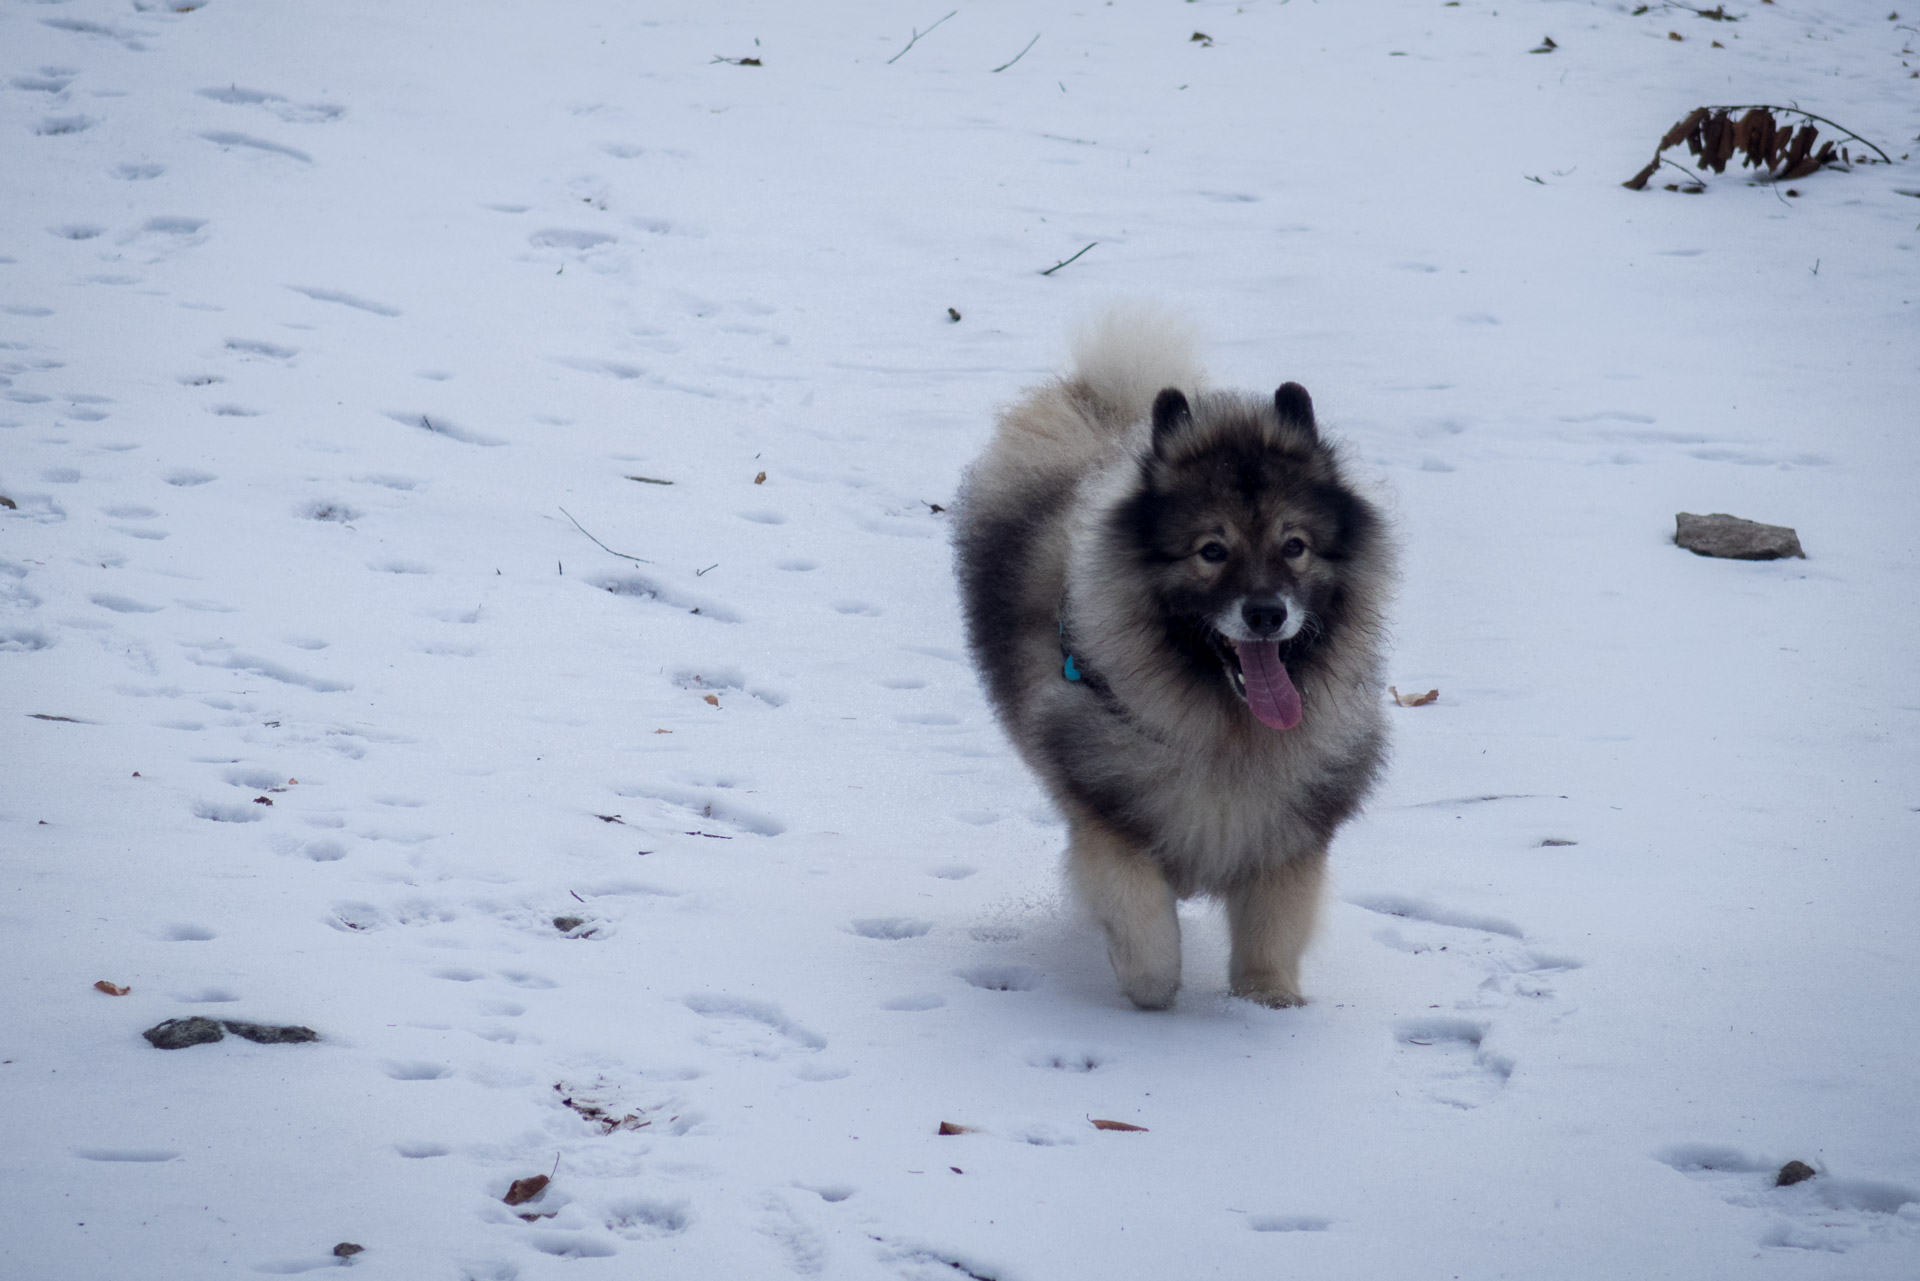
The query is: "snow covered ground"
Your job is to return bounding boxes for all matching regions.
[3,0,1918,1276]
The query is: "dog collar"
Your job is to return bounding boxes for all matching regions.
[1058,620,1084,682]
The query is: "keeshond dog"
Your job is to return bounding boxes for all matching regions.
[954,307,1391,1010]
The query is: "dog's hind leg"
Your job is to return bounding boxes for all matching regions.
[1225,846,1328,1008]
[1067,819,1181,1011]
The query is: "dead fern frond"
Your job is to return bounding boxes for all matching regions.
[1623,105,1889,191]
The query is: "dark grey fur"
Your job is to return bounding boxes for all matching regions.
[954,308,1392,1009]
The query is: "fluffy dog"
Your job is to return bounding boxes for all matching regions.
[954,307,1392,1009]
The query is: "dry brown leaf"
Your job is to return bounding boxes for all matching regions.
[94,981,130,996]
[937,1121,974,1135]
[1389,686,1440,707]
[1090,1118,1148,1132]
[753,471,767,485]
[503,1175,550,1206]
[702,694,719,707]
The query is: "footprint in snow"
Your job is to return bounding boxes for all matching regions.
[605,1197,691,1238]
[195,85,344,123]
[119,217,209,263]
[286,285,398,316]
[1248,1214,1332,1233]
[1019,1042,1109,1073]
[224,336,295,361]
[200,131,312,164]
[94,593,163,617]
[847,918,932,940]
[1655,1144,1920,1254]
[33,114,97,136]
[382,1060,453,1081]
[880,994,946,1012]
[957,965,1042,993]
[13,72,74,94]
[1354,893,1580,1107]
[1391,1017,1511,1110]
[683,994,825,1060]
[672,667,785,706]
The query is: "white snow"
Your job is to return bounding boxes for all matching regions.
[3,1,1918,1277]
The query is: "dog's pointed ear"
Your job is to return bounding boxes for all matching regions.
[1150,388,1191,457]
[1274,382,1318,442]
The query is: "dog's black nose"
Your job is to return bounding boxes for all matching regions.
[1241,597,1288,637]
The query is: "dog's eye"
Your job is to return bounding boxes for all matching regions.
[1198,542,1229,564]
[1280,537,1308,559]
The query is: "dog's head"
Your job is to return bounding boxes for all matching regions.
[1110,383,1381,729]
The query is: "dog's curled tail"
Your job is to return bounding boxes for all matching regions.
[1068,303,1203,427]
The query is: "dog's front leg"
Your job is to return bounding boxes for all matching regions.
[1067,819,1181,1010]
[1226,846,1328,1008]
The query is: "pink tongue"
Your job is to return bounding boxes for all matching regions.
[1233,641,1302,730]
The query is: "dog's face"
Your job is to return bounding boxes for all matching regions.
[1111,385,1377,728]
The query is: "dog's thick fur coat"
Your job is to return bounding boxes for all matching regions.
[955,307,1392,1009]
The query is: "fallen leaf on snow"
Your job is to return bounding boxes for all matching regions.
[503,1175,550,1206]
[754,471,767,485]
[703,694,720,707]
[937,1121,975,1135]
[1390,686,1440,707]
[94,981,130,996]
[1090,1118,1148,1132]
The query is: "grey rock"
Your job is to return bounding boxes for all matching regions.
[1776,1159,1817,1187]
[1675,512,1805,560]
[143,1017,226,1049]
[222,1020,318,1044]
[142,1016,319,1048]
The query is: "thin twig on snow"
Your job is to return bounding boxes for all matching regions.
[558,507,652,564]
[889,10,957,65]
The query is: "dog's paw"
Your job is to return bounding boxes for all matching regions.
[1230,981,1306,1009]
[1119,973,1180,1011]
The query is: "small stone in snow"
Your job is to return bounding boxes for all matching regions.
[1776,1160,1817,1187]
[143,1017,226,1049]
[222,1020,319,1044]
[553,916,587,933]
[333,1243,364,1258]
[1675,512,1805,560]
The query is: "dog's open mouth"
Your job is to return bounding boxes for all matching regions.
[1211,634,1303,731]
